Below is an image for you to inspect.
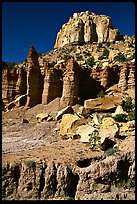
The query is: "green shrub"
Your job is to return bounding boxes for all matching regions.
[98,48,109,60]
[83,51,91,56]
[124,96,134,112]
[97,42,102,48]
[76,55,83,61]
[126,109,135,121]
[89,130,101,149]
[114,53,126,62]
[105,42,110,47]
[97,90,105,98]
[86,56,95,67]
[49,61,56,67]
[112,114,128,122]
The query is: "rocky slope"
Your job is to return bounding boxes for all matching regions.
[2,11,135,200]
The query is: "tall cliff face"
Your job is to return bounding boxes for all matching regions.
[42,63,63,105]
[54,11,120,48]
[2,64,27,104]
[26,46,43,107]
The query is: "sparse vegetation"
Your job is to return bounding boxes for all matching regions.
[97,89,105,98]
[105,42,110,47]
[126,110,135,121]
[112,114,128,122]
[49,61,56,67]
[86,56,95,67]
[83,51,91,56]
[98,48,109,60]
[89,129,101,149]
[124,96,134,112]
[76,54,83,61]
[97,42,102,49]
[114,53,126,62]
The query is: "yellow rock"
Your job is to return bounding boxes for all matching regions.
[60,114,81,137]
[100,117,119,137]
[36,113,49,122]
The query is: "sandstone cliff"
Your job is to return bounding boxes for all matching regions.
[54,11,121,48]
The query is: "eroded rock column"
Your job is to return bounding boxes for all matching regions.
[26,46,42,107]
[118,63,128,92]
[60,57,79,107]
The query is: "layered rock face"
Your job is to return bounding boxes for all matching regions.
[118,62,135,92]
[26,46,43,107]
[42,63,63,105]
[2,64,27,104]
[42,56,102,107]
[54,11,120,48]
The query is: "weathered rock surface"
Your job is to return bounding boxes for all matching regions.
[54,11,120,48]
[42,63,63,105]
[2,64,27,105]
[76,124,95,143]
[60,114,81,138]
[26,46,43,107]
[60,57,80,106]
[2,138,135,200]
[84,95,123,112]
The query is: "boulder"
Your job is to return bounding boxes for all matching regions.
[54,106,74,120]
[84,95,123,112]
[100,117,119,135]
[60,114,81,138]
[99,117,119,150]
[76,124,95,143]
[112,105,128,117]
[36,113,49,122]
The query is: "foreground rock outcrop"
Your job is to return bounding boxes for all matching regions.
[2,136,135,200]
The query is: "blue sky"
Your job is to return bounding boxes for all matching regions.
[2,2,135,63]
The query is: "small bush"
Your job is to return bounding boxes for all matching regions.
[124,96,134,112]
[98,48,109,60]
[49,61,56,67]
[89,130,101,149]
[105,42,110,47]
[97,90,105,98]
[114,53,126,62]
[76,55,83,61]
[83,51,91,56]
[97,42,102,48]
[86,56,95,67]
[126,109,135,121]
[112,114,128,122]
